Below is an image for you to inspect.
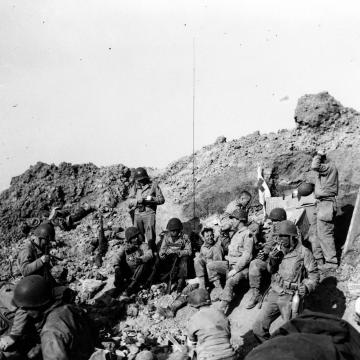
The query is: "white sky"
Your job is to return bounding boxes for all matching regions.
[1,0,360,191]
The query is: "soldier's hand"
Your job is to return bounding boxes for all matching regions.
[256,250,266,261]
[298,284,307,297]
[40,255,50,263]
[227,269,237,278]
[134,257,142,266]
[0,335,15,351]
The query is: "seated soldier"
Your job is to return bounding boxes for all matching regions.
[194,227,223,289]
[207,209,255,313]
[158,218,192,293]
[113,227,153,296]
[252,220,319,343]
[17,222,57,285]
[187,288,236,360]
[219,190,252,233]
[216,227,232,256]
[0,275,96,360]
[246,207,287,309]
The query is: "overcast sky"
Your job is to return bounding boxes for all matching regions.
[1,0,360,191]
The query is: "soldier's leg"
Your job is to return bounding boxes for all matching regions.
[246,259,267,309]
[134,214,145,238]
[194,257,207,288]
[220,269,248,311]
[207,260,229,289]
[143,213,156,253]
[317,201,337,264]
[114,263,132,290]
[252,290,281,343]
[177,256,191,291]
[310,204,324,263]
[278,293,293,321]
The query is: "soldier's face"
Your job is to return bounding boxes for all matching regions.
[230,217,240,229]
[26,308,42,319]
[279,235,290,253]
[37,237,48,250]
[170,230,180,239]
[239,194,251,207]
[203,231,215,245]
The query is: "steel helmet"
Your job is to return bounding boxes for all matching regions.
[166,218,183,231]
[134,167,149,181]
[269,208,287,222]
[297,182,314,197]
[34,222,55,241]
[230,208,248,222]
[135,351,154,360]
[125,227,140,242]
[188,288,211,308]
[12,275,52,309]
[278,220,298,237]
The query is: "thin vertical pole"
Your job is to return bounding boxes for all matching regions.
[192,38,196,225]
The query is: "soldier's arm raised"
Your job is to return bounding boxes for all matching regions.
[311,154,329,174]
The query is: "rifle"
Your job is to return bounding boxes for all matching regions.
[167,255,179,294]
[30,241,62,262]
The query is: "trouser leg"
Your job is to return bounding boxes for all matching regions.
[206,260,229,282]
[248,259,267,290]
[114,263,132,289]
[252,290,281,343]
[317,201,337,264]
[134,214,145,237]
[194,257,206,278]
[143,213,156,252]
[221,268,248,303]
[309,205,323,261]
[278,293,293,321]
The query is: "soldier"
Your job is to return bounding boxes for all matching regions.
[194,227,223,289]
[311,149,339,269]
[207,209,255,313]
[252,220,319,343]
[220,190,252,233]
[0,275,95,360]
[186,288,236,360]
[158,218,192,292]
[246,207,287,309]
[128,167,165,251]
[17,222,57,285]
[246,311,360,360]
[113,227,153,296]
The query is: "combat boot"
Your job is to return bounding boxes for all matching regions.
[246,288,261,309]
[157,295,187,318]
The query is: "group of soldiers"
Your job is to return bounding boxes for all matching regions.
[0,148,355,360]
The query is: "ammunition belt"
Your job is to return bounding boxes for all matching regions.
[274,273,298,291]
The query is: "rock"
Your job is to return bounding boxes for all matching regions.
[78,279,105,301]
[215,136,226,144]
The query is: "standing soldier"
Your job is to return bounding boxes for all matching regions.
[128,167,165,252]
[311,149,339,269]
[207,209,255,313]
[252,220,319,343]
[158,218,192,293]
[194,227,223,289]
[113,227,153,296]
[246,208,287,309]
[186,289,236,360]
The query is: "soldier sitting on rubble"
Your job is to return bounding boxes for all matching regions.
[207,208,255,313]
[194,227,223,289]
[245,207,287,309]
[17,222,57,285]
[113,227,153,296]
[219,190,252,234]
[155,218,192,293]
[186,288,236,360]
[0,275,96,360]
[252,220,319,343]
[156,227,223,319]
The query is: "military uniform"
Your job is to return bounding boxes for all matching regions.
[208,226,254,303]
[155,232,192,288]
[129,180,165,250]
[194,241,223,284]
[113,242,153,293]
[187,306,235,360]
[311,154,338,264]
[253,243,319,342]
